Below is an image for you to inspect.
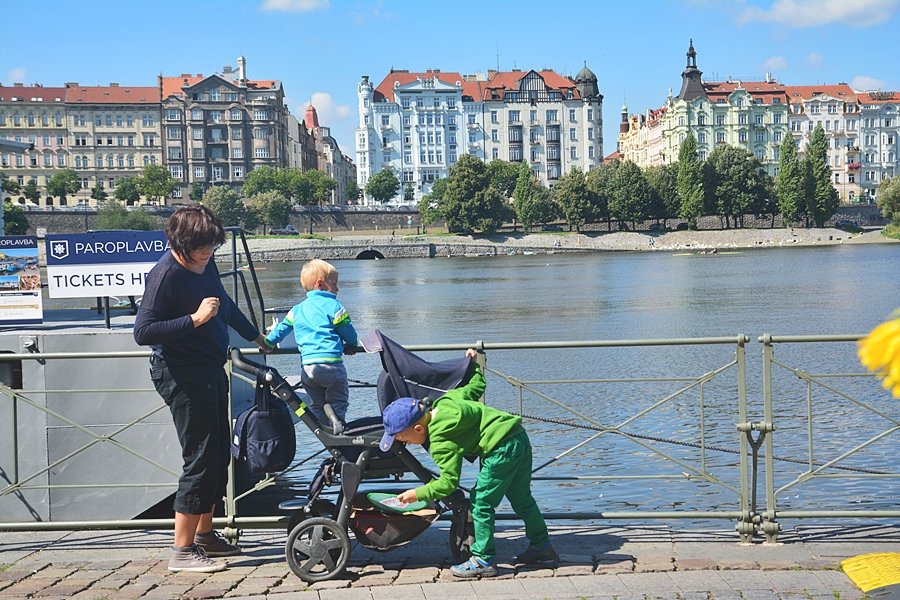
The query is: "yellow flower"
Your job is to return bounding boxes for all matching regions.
[858,316,900,398]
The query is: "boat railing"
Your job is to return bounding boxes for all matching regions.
[0,334,896,544]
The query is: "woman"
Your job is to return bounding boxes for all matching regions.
[134,205,269,573]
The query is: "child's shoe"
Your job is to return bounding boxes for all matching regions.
[514,542,558,564]
[168,544,226,573]
[450,555,498,578]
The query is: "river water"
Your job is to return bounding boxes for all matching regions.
[249,243,899,523]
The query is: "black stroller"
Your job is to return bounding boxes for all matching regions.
[229,330,475,583]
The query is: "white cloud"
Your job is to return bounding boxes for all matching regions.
[763,56,787,70]
[806,52,824,67]
[261,0,328,12]
[851,75,888,91]
[738,0,899,27]
[5,67,27,85]
[298,92,352,126]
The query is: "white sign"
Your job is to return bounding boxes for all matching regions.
[45,231,168,299]
[0,236,43,324]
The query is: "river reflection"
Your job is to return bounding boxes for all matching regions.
[253,244,898,522]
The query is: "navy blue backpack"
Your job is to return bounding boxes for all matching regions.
[231,369,296,473]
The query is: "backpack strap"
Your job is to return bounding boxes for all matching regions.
[256,369,272,415]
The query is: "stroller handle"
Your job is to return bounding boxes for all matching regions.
[230,347,274,383]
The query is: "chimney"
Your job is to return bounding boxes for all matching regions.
[237,56,247,82]
[223,65,233,75]
[487,69,497,80]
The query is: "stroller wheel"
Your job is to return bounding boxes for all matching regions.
[449,500,475,563]
[286,499,337,534]
[285,517,350,583]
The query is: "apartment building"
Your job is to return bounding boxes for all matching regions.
[66,84,162,202]
[303,104,356,204]
[618,41,896,204]
[159,57,288,200]
[0,84,69,201]
[858,91,899,200]
[356,66,603,205]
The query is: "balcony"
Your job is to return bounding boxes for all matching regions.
[847,162,862,170]
[846,145,860,152]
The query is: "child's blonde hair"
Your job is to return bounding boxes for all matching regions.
[300,259,338,291]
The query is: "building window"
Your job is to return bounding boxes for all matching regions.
[170,165,183,179]
[739,131,747,143]
[588,127,594,140]
[166,109,180,121]
[716,131,725,143]
[508,111,520,124]
[194,166,205,179]
[570,146,577,159]
[492,147,499,160]
[167,127,182,140]
[142,115,154,127]
[232,147,242,158]
[569,128,576,141]
[254,147,270,158]
[233,165,244,178]
[569,109,576,122]
[253,109,268,120]
[773,113,783,124]
[698,133,706,144]
[546,109,558,123]
[401,97,410,108]
[755,114,764,124]
[716,115,725,126]
[679,116,686,126]
[588,108,594,121]
[588,146,595,159]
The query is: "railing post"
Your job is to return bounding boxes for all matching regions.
[760,334,781,544]
[734,334,755,544]
[224,358,239,542]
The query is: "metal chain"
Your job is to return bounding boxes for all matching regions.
[515,411,886,475]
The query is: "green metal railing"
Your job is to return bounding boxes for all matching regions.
[0,334,896,545]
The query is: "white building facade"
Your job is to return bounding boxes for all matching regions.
[356,67,603,205]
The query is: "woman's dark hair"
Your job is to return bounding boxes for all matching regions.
[165,205,225,263]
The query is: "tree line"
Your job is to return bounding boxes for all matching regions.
[397,123,846,235]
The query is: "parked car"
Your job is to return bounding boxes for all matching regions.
[541,224,562,231]
[270,224,299,235]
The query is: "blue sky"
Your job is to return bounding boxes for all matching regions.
[4,0,899,160]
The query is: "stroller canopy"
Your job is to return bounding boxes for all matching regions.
[361,330,474,412]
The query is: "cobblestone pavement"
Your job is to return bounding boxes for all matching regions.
[1,523,895,599]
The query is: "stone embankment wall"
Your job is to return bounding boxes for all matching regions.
[20,204,884,236]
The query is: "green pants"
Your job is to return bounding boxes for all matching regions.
[470,430,549,561]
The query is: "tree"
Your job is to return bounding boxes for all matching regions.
[586,161,618,230]
[877,176,900,224]
[113,177,141,205]
[344,179,360,204]
[552,167,592,232]
[418,178,446,227]
[90,183,108,203]
[403,183,415,203]
[609,160,653,229]
[775,134,804,224]
[3,202,29,235]
[366,169,400,204]
[47,169,81,204]
[246,190,292,233]
[438,155,492,233]
[676,132,705,229]
[136,164,177,204]
[292,169,337,206]
[201,186,244,226]
[486,159,519,199]
[22,179,41,205]
[803,124,840,227]
[1,172,20,196]
[242,165,282,198]
[707,145,770,228]
[189,182,205,203]
[645,163,679,226]
[96,200,155,230]
[513,160,539,231]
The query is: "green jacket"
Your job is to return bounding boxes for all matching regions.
[413,365,525,502]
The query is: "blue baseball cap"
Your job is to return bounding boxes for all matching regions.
[379,397,424,452]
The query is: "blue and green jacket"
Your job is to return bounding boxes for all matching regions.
[264,290,358,364]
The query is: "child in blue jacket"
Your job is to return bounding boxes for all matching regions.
[265,259,358,424]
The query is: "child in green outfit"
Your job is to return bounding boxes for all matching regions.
[379,349,557,578]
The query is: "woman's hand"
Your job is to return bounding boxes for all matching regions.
[191,297,220,327]
[465,348,478,359]
[254,334,273,354]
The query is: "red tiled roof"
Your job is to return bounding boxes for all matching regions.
[374,70,467,102]
[856,90,899,105]
[0,85,67,102]
[603,150,622,163]
[65,85,159,104]
[784,84,855,101]
[704,80,788,104]
[160,75,279,100]
[482,70,580,101]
